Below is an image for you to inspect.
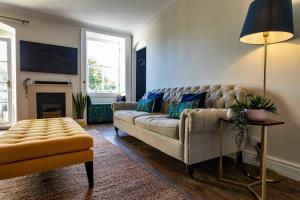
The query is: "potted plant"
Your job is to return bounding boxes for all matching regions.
[72,92,87,127]
[231,95,278,156]
[244,95,278,121]
[23,78,31,98]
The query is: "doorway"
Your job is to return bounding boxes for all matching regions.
[136,47,146,101]
[0,37,12,125]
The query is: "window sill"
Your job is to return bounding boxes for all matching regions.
[88,93,121,98]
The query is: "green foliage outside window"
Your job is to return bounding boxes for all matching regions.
[88,58,117,93]
[88,59,102,91]
[104,77,116,91]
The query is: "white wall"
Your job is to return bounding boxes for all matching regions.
[0,9,81,120]
[134,0,300,171]
[0,5,132,120]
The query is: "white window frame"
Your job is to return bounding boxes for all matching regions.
[0,37,12,125]
[81,28,132,101]
[85,31,125,97]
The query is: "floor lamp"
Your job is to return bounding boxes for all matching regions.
[239,0,294,180]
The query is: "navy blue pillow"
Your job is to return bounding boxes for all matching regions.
[147,92,164,112]
[181,92,207,108]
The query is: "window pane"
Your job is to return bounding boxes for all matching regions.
[88,64,102,93]
[86,32,126,94]
[87,40,120,68]
[0,41,7,61]
[0,103,9,123]
[0,62,8,82]
[87,65,118,93]
[102,68,118,92]
[0,82,8,102]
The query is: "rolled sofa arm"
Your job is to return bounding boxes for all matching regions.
[111,102,138,112]
[181,108,232,133]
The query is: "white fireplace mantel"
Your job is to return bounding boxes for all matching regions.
[28,84,73,119]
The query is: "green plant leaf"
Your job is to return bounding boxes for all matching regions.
[230,95,278,154]
[72,92,87,119]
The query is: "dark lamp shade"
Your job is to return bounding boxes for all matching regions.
[240,0,294,44]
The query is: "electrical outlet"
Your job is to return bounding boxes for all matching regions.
[249,135,261,147]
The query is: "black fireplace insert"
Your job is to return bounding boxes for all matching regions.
[36,93,66,119]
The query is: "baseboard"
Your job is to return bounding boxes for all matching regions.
[243,150,300,182]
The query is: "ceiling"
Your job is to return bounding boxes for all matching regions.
[0,0,179,33]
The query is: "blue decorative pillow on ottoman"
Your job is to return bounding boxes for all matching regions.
[147,92,164,112]
[181,92,207,108]
[137,99,155,112]
[168,101,197,119]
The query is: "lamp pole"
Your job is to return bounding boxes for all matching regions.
[257,32,281,183]
[263,32,269,97]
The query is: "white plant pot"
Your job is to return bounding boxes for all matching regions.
[245,109,267,121]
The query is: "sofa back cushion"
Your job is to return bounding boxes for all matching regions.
[144,85,252,114]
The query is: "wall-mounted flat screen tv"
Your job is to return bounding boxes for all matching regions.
[20,40,78,75]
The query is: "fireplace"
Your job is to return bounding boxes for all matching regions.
[28,83,73,119]
[36,93,66,119]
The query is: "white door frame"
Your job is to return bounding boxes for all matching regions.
[0,37,12,125]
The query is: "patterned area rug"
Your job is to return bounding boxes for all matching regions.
[0,129,185,200]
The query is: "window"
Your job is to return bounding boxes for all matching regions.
[86,31,125,94]
[0,38,12,125]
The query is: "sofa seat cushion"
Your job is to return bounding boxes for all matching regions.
[135,115,180,139]
[114,110,151,124]
[0,117,93,165]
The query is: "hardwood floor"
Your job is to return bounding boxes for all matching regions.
[86,124,300,200]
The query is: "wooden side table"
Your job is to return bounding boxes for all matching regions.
[219,117,284,200]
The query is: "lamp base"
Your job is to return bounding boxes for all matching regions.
[243,165,281,183]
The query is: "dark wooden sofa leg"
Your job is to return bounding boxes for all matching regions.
[85,161,94,188]
[186,164,195,178]
[114,127,119,136]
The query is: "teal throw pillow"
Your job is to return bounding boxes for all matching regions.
[137,99,155,113]
[168,101,197,119]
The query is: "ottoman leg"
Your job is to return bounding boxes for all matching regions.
[114,127,119,136]
[85,161,94,188]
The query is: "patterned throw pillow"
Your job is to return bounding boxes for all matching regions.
[181,92,207,108]
[147,92,164,112]
[136,99,155,113]
[168,101,197,119]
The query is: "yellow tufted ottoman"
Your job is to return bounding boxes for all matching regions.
[0,117,94,188]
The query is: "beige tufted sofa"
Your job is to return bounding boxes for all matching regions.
[112,85,251,176]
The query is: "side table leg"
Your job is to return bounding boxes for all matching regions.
[261,126,268,200]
